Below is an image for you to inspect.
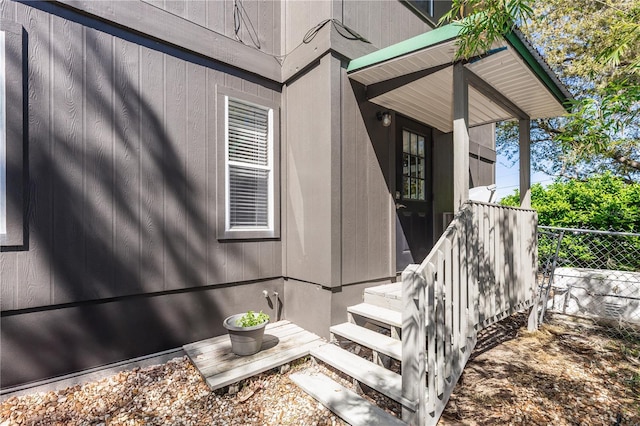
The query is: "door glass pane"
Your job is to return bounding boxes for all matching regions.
[403,130,409,154]
[401,129,428,201]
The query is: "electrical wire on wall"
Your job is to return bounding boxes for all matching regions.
[302,19,370,45]
[269,19,370,66]
[229,2,370,68]
[233,0,261,49]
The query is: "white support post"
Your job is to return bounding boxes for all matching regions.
[453,62,469,210]
[401,265,426,425]
[519,118,531,209]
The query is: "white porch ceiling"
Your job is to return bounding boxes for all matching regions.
[348,30,571,133]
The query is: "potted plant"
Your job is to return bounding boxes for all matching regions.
[223,310,270,356]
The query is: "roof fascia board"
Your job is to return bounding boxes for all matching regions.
[282,24,377,84]
[53,0,281,83]
[347,23,462,74]
[281,24,332,83]
[347,19,572,113]
[464,67,529,119]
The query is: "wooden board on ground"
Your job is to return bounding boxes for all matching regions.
[290,371,407,426]
[183,320,323,390]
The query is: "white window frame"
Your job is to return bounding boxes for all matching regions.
[0,30,6,237]
[216,86,280,240]
[0,20,25,248]
[224,95,274,232]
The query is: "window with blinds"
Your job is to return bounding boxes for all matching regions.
[226,97,273,230]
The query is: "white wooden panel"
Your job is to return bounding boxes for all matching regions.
[290,372,406,426]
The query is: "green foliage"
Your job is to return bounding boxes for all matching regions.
[235,310,269,327]
[501,174,640,231]
[443,0,640,182]
[438,0,534,60]
[502,175,640,271]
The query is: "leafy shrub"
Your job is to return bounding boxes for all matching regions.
[235,310,269,327]
[502,174,640,271]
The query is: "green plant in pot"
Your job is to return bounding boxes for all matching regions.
[223,310,270,356]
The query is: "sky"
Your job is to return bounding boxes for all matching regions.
[494,152,554,201]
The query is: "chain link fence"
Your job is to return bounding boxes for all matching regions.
[537,226,640,350]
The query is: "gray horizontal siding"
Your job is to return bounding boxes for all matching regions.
[0,1,281,311]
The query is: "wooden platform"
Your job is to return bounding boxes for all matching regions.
[183,321,323,390]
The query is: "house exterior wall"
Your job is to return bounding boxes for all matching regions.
[0,0,282,387]
[282,54,340,288]
[140,0,281,57]
[341,80,395,285]
[279,1,434,335]
[341,0,431,49]
[469,124,497,188]
[0,0,496,388]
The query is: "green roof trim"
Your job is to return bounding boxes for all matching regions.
[346,22,463,73]
[504,30,573,110]
[347,21,573,112]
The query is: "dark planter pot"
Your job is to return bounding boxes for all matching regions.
[223,313,269,356]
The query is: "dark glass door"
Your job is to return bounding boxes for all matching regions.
[395,116,433,272]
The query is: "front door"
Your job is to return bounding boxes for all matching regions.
[395,116,433,272]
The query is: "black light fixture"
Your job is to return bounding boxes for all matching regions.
[377,111,392,127]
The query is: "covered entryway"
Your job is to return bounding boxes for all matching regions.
[347,23,572,211]
[299,20,575,426]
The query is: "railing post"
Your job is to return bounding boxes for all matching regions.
[401,264,426,425]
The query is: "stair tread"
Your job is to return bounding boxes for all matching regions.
[330,322,402,360]
[290,371,406,426]
[311,343,413,408]
[364,283,402,299]
[348,303,402,328]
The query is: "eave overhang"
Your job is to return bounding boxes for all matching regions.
[347,23,573,133]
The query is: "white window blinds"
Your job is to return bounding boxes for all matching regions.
[226,97,273,229]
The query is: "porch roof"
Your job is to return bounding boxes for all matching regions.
[347,23,573,133]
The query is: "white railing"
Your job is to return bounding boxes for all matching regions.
[400,201,538,425]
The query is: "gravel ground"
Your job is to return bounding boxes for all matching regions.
[440,313,640,425]
[0,357,346,426]
[2,313,639,426]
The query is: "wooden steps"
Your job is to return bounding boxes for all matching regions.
[330,322,402,361]
[348,303,402,339]
[183,321,323,390]
[364,282,403,311]
[290,371,406,426]
[310,343,415,410]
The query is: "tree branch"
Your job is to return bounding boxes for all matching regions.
[612,153,640,171]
